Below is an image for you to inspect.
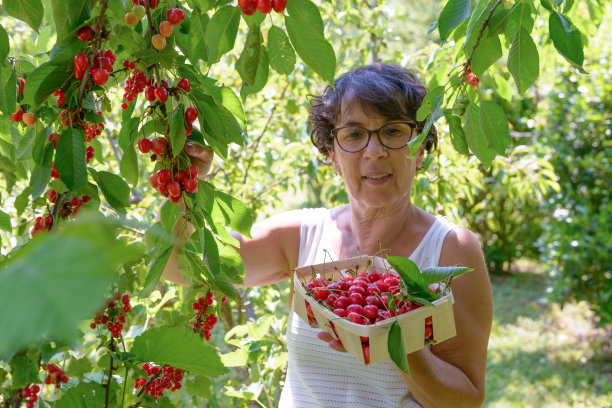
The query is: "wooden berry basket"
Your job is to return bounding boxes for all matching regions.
[290,255,456,365]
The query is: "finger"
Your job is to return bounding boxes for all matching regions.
[317,331,334,343]
[329,339,346,352]
[185,142,214,162]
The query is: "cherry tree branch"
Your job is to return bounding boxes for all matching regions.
[464,0,503,72]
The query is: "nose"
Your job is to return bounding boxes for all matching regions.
[362,131,388,159]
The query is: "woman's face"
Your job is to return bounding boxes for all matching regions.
[328,95,424,212]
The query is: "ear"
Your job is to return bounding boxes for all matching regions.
[415,144,426,169]
[328,149,341,175]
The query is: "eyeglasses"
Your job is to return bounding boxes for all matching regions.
[331,121,418,153]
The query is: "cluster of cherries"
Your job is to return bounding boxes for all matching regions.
[9,77,37,126]
[124,0,185,51]
[20,384,41,408]
[73,49,117,86]
[190,292,225,341]
[91,292,131,338]
[147,165,199,203]
[30,215,53,236]
[52,88,66,107]
[134,363,184,400]
[465,66,479,90]
[121,62,148,109]
[42,363,69,386]
[30,191,92,236]
[238,0,287,15]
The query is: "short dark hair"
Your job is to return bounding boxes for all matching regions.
[309,63,438,156]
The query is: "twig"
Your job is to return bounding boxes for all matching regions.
[144,1,166,119]
[104,340,115,408]
[242,81,290,184]
[464,0,503,72]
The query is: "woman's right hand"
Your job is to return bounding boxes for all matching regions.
[184,142,214,181]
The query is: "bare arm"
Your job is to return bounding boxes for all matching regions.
[160,141,303,287]
[400,227,493,408]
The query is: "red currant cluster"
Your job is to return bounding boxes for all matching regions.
[134,364,184,400]
[31,215,53,236]
[91,293,131,338]
[238,0,286,15]
[42,363,69,386]
[53,88,66,107]
[84,120,104,142]
[191,292,226,340]
[147,166,199,203]
[20,384,41,408]
[465,67,479,90]
[121,65,148,109]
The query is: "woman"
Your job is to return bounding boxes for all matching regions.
[165,64,493,407]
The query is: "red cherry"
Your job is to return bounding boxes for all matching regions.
[156,169,172,185]
[185,107,198,123]
[97,56,113,71]
[169,190,182,203]
[333,297,350,310]
[159,21,173,37]
[138,138,152,153]
[149,173,159,188]
[183,178,198,194]
[257,0,272,13]
[347,312,364,324]
[271,0,287,12]
[74,53,89,79]
[148,0,160,8]
[346,304,363,315]
[121,102,128,110]
[151,137,167,154]
[77,26,94,41]
[167,181,181,197]
[144,86,156,102]
[17,77,26,94]
[238,0,257,15]
[177,78,190,92]
[363,305,379,319]
[56,94,66,107]
[167,8,185,25]
[91,68,109,85]
[187,165,199,179]
[363,345,370,364]
[154,87,168,102]
[9,107,23,122]
[333,308,347,318]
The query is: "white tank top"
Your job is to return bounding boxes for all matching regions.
[278,207,458,408]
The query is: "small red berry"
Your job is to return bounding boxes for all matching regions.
[257,0,272,13]
[156,169,172,185]
[187,165,199,179]
[151,137,167,155]
[154,87,168,103]
[238,0,257,15]
[122,294,130,304]
[167,8,185,25]
[149,173,159,188]
[144,86,156,102]
[9,107,23,122]
[17,77,26,94]
[271,0,287,12]
[74,53,89,79]
[90,322,96,329]
[185,107,198,123]
[91,68,109,86]
[121,102,128,110]
[177,78,190,92]
[123,304,131,313]
[167,181,181,197]
[138,138,152,153]
[183,178,197,194]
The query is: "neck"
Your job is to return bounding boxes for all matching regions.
[341,200,422,257]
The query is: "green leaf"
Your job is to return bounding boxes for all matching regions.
[0,63,17,117]
[52,0,92,42]
[3,0,43,32]
[65,356,93,379]
[188,9,209,64]
[169,107,186,156]
[119,117,139,150]
[464,101,496,168]
[55,381,116,408]
[549,12,584,67]
[56,128,88,192]
[504,1,534,42]
[470,31,502,77]
[186,375,212,399]
[131,327,228,377]
[285,0,336,85]
[204,5,240,64]
[9,355,40,388]
[236,25,261,86]
[240,45,269,99]
[386,255,429,293]
[89,169,130,209]
[140,246,172,297]
[463,0,491,56]
[0,25,9,61]
[507,27,539,96]
[421,266,473,285]
[208,182,253,237]
[479,100,511,155]
[160,200,180,232]
[119,143,138,186]
[268,25,296,75]
[416,86,444,122]
[437,0,472,41]
[445,112,470,155]
[21,62,73,108]
[0,209,10,231]
[388,321,410,375]
[540,0,554,11]
[202,227,221,280]
[0,213,137,357]
[29,142,54,200]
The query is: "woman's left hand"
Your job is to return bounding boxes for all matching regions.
[316,331,346,352]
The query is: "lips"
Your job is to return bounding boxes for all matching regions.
[363,172,392,180]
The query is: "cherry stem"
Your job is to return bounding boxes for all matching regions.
[144,1,167,119]
[464,0,503,75]
[104,339,115,408]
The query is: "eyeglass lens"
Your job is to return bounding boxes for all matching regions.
[336,123,415,152]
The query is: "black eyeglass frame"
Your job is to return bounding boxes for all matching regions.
[330,121,419,153]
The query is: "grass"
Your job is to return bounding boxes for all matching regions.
[485,267,611,407]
